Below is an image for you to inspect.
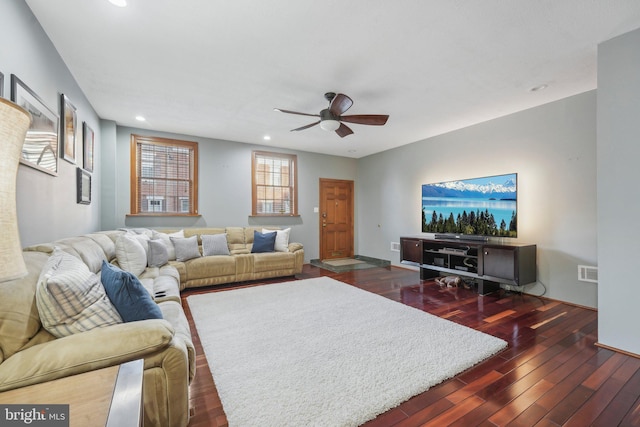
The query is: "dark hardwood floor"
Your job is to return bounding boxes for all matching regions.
[181,265,640,427]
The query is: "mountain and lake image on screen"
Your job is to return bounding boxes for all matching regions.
[422,173,517,238]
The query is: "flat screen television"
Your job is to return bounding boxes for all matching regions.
[421,173,517,239]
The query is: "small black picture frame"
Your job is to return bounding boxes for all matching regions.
[77,167,91,204]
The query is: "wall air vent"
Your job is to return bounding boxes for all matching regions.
[578,265,598,283]
[390,242,400,252]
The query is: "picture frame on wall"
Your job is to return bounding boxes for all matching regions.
[60,94,77,164]
[11,74,59,176]
[83,121,94,172]
[77,167,91,204]
[0,71,4,98]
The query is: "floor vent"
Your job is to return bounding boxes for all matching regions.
[390,242,400,252]
[578,265,598,283]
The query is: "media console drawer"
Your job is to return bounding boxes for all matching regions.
[400,238,422,265]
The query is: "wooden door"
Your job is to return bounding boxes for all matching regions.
[319,179,354,260]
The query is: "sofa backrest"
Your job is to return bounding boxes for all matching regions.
[180,227,278,254]
[24,231,124,274]
[182,228,225,245]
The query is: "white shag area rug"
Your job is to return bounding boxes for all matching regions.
[187,277,507,427]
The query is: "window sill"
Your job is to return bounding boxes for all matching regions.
[127,213,202,217]
[249,214,301,218]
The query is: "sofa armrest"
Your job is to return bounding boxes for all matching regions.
[0,319,174,392]
[288,242,303,252]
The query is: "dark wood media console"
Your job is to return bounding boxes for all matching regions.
[400,236,536,295]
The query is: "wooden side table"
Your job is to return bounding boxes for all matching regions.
[0,359,144,427]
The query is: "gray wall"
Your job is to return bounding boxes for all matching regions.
[357,91,598,308]
[99,124,358,261]
[1,0,102,247]
[597,27,640,355]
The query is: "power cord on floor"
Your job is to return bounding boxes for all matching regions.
[511,280,547,298]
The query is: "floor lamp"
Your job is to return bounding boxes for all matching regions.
[0,97,32,283]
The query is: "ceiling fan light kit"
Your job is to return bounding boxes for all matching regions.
[320,119,340,132]
[275,92,389,138]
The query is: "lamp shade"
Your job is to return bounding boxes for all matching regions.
[320,119,340,132]
[0,98,31,283]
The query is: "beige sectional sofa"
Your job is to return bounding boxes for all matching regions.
[0,226,303,427]
[172,227,304,288]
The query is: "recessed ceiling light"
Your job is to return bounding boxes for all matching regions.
[108,0,127,7]
[263,135,271,141]
[529,84,548,92]
[135,116,146,121]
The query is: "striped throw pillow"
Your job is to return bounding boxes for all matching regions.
[36,248,122,338]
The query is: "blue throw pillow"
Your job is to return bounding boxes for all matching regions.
[251,230,277,253]
[100,261,163,322]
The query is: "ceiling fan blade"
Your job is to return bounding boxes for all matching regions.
[329,93,353,116]
[340,114,389,126]
[274,108,319,118]
[335,123,354,138]
[291,121,320,132]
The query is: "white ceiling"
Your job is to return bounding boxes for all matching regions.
[25,0,640,158]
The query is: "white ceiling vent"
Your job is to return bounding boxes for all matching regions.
[578,265,598,283]
[390,242,400,252]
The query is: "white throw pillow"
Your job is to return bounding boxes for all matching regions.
[130,232,150,254]
[36,248,122,338]
[263,228,290,252]
[115,234,148,276]
[151,229,183,261]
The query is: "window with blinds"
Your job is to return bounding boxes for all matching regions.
[130,135,198,215]
[252,151,298,216]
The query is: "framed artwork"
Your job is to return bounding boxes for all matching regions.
[0,71,4,98]
[60,94,77,164]
[10,74,59,176]
[83,122,94,172]
[77,167,91,204]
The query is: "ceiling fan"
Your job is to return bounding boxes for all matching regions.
[274,92,389,138]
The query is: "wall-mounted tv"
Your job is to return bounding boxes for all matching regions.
[421,173,517,239]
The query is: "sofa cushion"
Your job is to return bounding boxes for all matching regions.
[251,231,276,253]
[36,249,122,338]
[263,227,290,252]
[115,234,148,276]
[85,233,118,263]
[253,252,297,273]
[171,235,202,262]
[52,236,108,274]
[184,256,236,280]
[101,261,163,322]
[225,227,248,254]
[182,228,225,245]
[202,234,230,256]
[147,239,169,267]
